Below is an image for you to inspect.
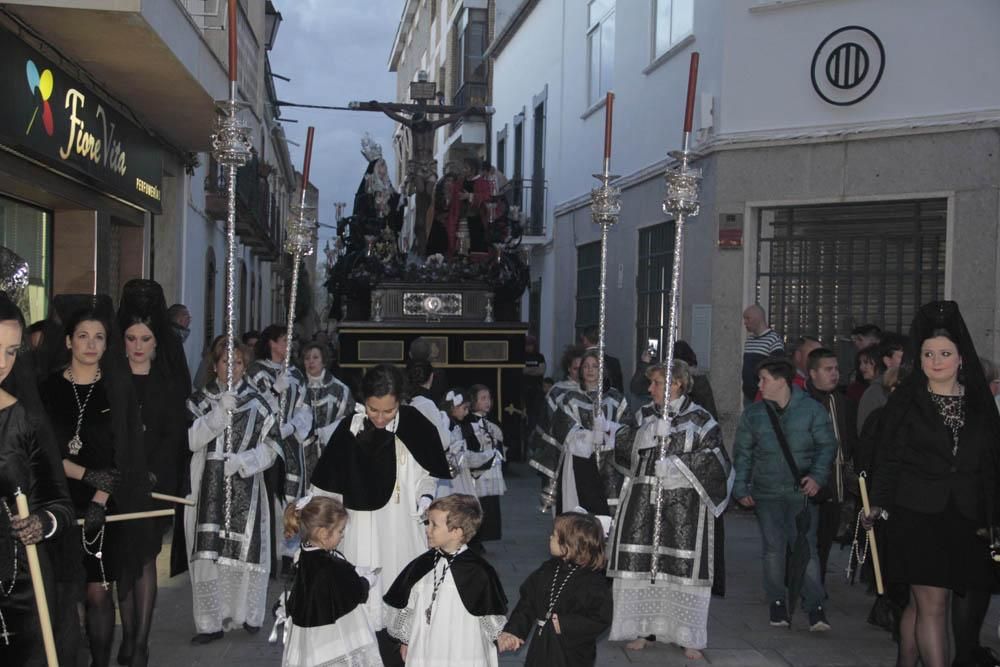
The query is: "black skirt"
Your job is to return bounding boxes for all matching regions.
[476,494,502,542]
[885,500,993,592]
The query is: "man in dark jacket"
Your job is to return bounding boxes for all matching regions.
[805,348,857,585]
[734,357,837,631]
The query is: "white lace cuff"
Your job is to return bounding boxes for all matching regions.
[383,604,413,644]
[479,614,508,642]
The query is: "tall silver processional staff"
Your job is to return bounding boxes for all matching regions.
[650,52,702,583]
[211,0,252,536]
[279,127,317,421]
[589,92,621,470]
[538,92,619,513]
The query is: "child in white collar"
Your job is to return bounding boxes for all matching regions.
[383,494,507,666]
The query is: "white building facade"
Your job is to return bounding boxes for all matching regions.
[491,0,1000,426]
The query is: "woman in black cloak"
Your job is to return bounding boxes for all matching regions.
[37,295,150,667]
[0,293,74,666]
[115,279,191,666]
[867,301,1000,667]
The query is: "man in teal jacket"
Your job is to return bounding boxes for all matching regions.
[733,357,837,631]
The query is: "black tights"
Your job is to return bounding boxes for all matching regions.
[117,560,157,667]
[952,588,992,666]
[85,582,116,667]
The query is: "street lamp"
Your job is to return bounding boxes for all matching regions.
[264,1,283,50]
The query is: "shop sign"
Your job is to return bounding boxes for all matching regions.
[0,27,163,213]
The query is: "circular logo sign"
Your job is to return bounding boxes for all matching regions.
[811,26,885,106]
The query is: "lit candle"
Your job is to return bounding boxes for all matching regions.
[228,0,238,83]
[603,92,615,160]
[683,52,700,134]
[301,126,315,188]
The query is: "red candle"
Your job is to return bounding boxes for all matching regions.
[683,52,700,134]
[603,92,615,160]
[301,126,315,188]
[228,0,238,82]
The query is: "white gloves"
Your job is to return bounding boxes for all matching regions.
[219,391,238,413]
[653,418,671,439]
[279,422,295,440]
[273,372,291,394]
[290,405,313,441]
[206,393,237,432]
[223,453,241,478]
[417,495,433,514]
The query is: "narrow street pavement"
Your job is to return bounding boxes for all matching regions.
[125,463,1000,666]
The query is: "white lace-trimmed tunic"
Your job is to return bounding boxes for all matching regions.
[384,546,505,666]
[310,412,437,630]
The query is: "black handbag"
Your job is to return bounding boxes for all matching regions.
[763,402,833,504]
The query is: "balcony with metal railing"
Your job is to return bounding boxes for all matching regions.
[451,82,490,129]
[205,155,282,260]
[503,178,548,240]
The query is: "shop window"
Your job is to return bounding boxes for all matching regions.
[755,199,947,346]
[0,195,50,322]
[575,241,601,337]
[635,221,676,358]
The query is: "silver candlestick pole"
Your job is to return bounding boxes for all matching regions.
[650,53,702,583]
[279,127,317,422]
[589,156,621,471]
[590,92,620,473]
[211,77,253,537]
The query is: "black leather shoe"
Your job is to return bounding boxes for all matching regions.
[243,622,260,635]
[190,631,224,645]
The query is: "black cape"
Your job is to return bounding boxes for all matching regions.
[311,405,452,511]
[502,558,612,667]
[383,548,507,617]
[286,548,370,627]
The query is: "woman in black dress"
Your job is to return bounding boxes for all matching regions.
[0,293,74,666]
[116,279,190,666]
[867,301,1000,667]
[39,297,149,667]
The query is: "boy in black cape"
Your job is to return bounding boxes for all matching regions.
[383,494,507,665]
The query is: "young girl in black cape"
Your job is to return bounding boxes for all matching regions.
[499,511,613,667]
[280,495,381,667]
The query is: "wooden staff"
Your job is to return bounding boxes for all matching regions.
[14,489,58,667]
[150,492,194,507]
[76,509,176,526]
[858,474,885,595]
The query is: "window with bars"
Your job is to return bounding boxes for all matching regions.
[755,199,947,347]
[636,222,676,357]
[575,241,601,337]
[204,248,216,349]
[529,279,542,340]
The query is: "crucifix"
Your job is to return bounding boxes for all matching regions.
[349,73,492,256]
